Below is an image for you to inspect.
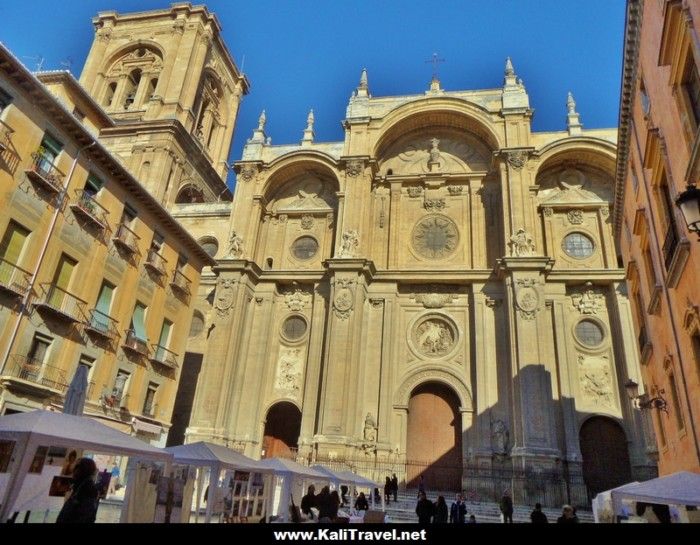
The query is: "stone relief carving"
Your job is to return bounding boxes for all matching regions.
[423,198,446,211]
[412,316,456,357]
[338,229,359,258]
[566,209,584,225]
[539,168,612,205]
[346,159,364,177]
[381,135,489,175]
[600,206,610,218]
[412,215,459,259]
[506,150,528,170]
[284,288,311,311]
[226,230,244,258]
[515,279,539,320]
[215,278,236,317]
[509,228,536,257]
[542,206,553,217]
[571,283,604,315]
[578,354,613,407]
[300,215,314,230]
[428,138,442,166]
[407,186,423,198]
[275,177,335,211]
[485,297,503,308]
[333,279,355,319]
[410,286,458,309]
[363,413,377,443]
[491,419,510,455]
[239,165,257,182]
[447,185,463,196]
[275,348,302,393]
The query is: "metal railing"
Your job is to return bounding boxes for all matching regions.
[150,345,178,369]
[122,329,149,356]
[84,309,119,341]
[662,225,679,270]
[169,269,191,295]
[0,257,31,297]
[0,119,13,152]
[144,248,167,276]
[35,283,86,322]
[26,151,64,193]
[69,189,109,229]
[4,355,68,392]
[112,222,140,254]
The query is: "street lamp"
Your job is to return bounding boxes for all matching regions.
[675,183,700,240]
[624,379,667,412]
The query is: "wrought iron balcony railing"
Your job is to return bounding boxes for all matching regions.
[662,225,679,271]
[34,283,86,323]
[169,269,191,295]
[4,355,68,393]
[150,345,179,369]
[0,119,13,153]
[69,189,109,230]
[144,248,167,277]
[25,151,65,194]
[84,309,120,342]
[112,222,140,254]
[122,329,149,356]
[0,258,31,298]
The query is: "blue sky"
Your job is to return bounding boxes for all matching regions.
[0,1,626,187]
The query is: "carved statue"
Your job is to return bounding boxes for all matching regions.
[338,229,359,258]
[491,419,509,455]
[363,413,377,443]
[429,138,441,163]
[227,230,244,258]
[509,228,535,257]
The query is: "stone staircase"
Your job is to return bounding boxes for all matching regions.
[382,490,594,524]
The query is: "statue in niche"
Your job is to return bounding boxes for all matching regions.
[509,228,535,257]
[227,230,244,257]
[429,138,442,164]
[363,413,377,443]
[491,419,509,455]
[338,229,359,258]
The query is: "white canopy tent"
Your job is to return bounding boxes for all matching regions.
[164,441,272,523]
[310,465,381,509]
[257,458,330,521]
[610,472,700,522]
[0,410,172,522]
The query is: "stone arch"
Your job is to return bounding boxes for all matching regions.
[373,98,502,160]
[261,400,302,459]
[175,183,205,203]
[192,69,228,149]
[262,152,341,197]
[534,138,617,180]
[104,41,165,72]
[394,366,473,410]
[101,43,164,111]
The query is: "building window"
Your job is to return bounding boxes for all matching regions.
[112,370,130,402]
[90,280,115,332]
[154,319,172,361]
[633,289,649,354]
[291,236,319,260]
[143,382,158,417]
[36,133,63,172]
[27,334,52,365]
[692,332,700,382]
[48,253,77,307]
[121,203,137,226]
[642,245,657,295]
[640,78,651,117]
[653,397,667,448]
[77,354,95,394]
[104,82,117,107]
[123,69,141,110]
[281,315,308,341]
[683,53,700,129]
[562,232,594,259]
[130,302,148,342]
[667,372,685,432]
[631,167,639,194]
[84,173,103,196]
[575,319,604,347]
[0,220,30,267]
[0,87,12,113]
[658,175,679,270]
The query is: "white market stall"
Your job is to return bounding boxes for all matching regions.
[310,465,381,509]
[0,410,172,523]
[257,458,330,522]
[609,471,700,523]
[164,441,273,523]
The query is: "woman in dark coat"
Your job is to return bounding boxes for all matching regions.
[56,457,100,524]
[434,496,448,523]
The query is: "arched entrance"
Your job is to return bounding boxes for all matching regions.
[262,402,301,459]
[406,382,462,491]
[579,416,632,499]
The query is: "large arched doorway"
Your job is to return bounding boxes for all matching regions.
[262,402,301,459]
[579,416,632,499]
[406,382,462,491]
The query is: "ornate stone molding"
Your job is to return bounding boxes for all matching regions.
[577,354,613,407]
[447,185,463,196]
[300,215,314,230]
[506,150,528,170]
[542,207,553,217]
[423,198,446,211]
[215,278,237,317]
[226,230,244,257]
[410,288,458,309]
[485,297,502,308]
[407,186,423,198]
[571,283,604,315]
[337,229,359,258]
[333,282,355,319]
[346,159,364,177]
[239,164,258,182]
[275,348,302,394]
[509,228,536,257]
[600,206,610,218]
[566,209,584,225]
[369,298,385,308]
[284,288,311,311]
[515,278,539,320]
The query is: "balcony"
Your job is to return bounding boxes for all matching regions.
[144,248,167,277]
[0,258,31,298]
[638,325,653,365]
[122,329,149,357]
[34,283,86,323]
[662,225,679,271]
[149,345,179,369]
[25,151,64,194]
[169,269,191,296]
[112,223,140,255]
[102,391,129,409]
[1,355,68,394]
[84,309,120,342]
[69,189,109,230]
[0,119,13,153]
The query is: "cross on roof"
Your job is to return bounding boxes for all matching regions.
[425,52,445,80]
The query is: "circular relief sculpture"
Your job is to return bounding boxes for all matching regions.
[412,214,459,259]
[411,315,457,358]
[291,236,319,260]
[562,232,594,259]
[281,315,308,341]
[575,319,604,347]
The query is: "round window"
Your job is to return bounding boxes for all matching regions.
[198,237,219,257]
[563,232,594,259]
[282,315,307,340]
[291,236,319,260]
[575,319,604,347]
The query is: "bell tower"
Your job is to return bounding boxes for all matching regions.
[79,2,249,206]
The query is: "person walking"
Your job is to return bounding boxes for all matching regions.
[415,492,434,524]
[434,496,448,523]
[530,502,548,523]
[56,458,100,524]
[384,476,392,505]
[450,493,466,523]
[499,489,514,524]
[390,473,398,502]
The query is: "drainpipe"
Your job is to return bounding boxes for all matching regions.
[0,141,96,375]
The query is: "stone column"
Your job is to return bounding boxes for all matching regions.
[387,182,402,268]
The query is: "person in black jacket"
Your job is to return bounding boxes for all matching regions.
[354,492,369,511]
[434,496,448,523]
[530,502,548,523]
[500,489,514,524]
[415,492,434,524]
[450,493,466,523]
[56,457,100,524]
[300,485,317,520]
